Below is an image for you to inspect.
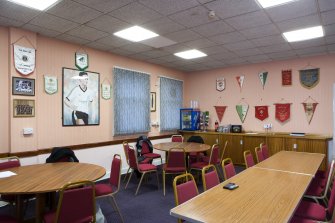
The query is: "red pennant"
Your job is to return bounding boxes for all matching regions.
[275,103,291,123]
[255,106,269,121]
[214,106,227,123]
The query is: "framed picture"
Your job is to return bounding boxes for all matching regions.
[150,92,156,112]
[12,77,35,96]
[62,68,100,126]
[13,99,35,117]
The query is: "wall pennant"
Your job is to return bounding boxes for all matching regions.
[282,69,292,86]
[302,96,318,124]
[258,71,268,89]
[13,45,36,75]
[236,75,245,91]
[44,75,58,95]
[236,99,249,123]
[255,105,269,121]
[75,51,89,71]
[216,77,225,92]
[299,68,319,89]
[214,106,227,123]
[274,103,291,123]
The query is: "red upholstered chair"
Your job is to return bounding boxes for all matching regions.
[202,141,228,180]
[163,148,187,196]
[187,135,205,165]
[141,140,162,164]
[202,164,220,191]
[290,216,319,223]
[95,154,124,222]
[0,215,18,223]
[294,178,335,222]
[43,180,96,223]
[222,158,236,180]
[125,145,159,195]
[260,143,270,159]
[171,135,184,142]
[173,173,199,223]
[255,147,264,163]
[243,150,255,168]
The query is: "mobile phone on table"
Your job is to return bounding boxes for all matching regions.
[223,182,239,190]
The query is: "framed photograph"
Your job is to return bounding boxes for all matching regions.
[12,77,35,96]
[150,92,156,112]
[62,68,100,126]
[13,99,35,117]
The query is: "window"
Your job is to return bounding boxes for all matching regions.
[160,77,183,131]
[113,67,150,135]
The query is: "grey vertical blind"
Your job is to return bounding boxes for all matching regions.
[160,77,183,131]
[113,67,150,135]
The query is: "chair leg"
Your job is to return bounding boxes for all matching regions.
[123,167,130,183]
[108,196,124,223]
[125,170,134,189]
[156,171,160,190]
[163,171,166,196]
[135,173,146,196]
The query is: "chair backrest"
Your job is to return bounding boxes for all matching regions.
[255,147,264,163]
[173,173,199,206]
[326,177,335,217]
[55,180,96,223]
[243,150,255,168]
[166,148,186,169]
[123,141,130,165]
[260,143,270,159]
[208,144,220,165]
[202,164,220,191]
[141,140,151,154]
[0,156,20,170]
[220,140,228,162]
[171,135,183,142]
[127,145,138,170]
[109,154,122,193]
[187,135,204,144]
[222,158,236,180]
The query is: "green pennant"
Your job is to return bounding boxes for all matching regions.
[236,104,249,123]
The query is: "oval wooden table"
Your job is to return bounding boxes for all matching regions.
[154,142,211,153]
[0,162,106,223]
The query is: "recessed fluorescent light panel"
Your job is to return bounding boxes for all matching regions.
[114,26,159,42]
[283,26,324,42]
[256,0,297,8]
[7,0,60,11]
[174,49,207,59]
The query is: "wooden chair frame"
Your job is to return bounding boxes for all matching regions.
[243,150,254,168]
[201,164,220,191]
[221,158,234,180]
[255,147,263,163]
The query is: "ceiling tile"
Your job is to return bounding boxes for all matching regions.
[86,15,130,34]
[201,45,230,55]
[66,25,108,41]
[117,43,153,53]
[128,53,153,60]
[276,14,321,32]
[209,51,239,60]
[243,54,271,63]
[164,29,202,43]
[108,2,162,25]
[139,0,199,15]
[140,36,176,48]
[209,31,246,44]
[325,35,335,44]
[160,43,190,53]
[156,54,179,62]
[46,0,102,24]
[109,48,133,56]
[327,44,335,51]
[295,45,327,56]
[73,0,134,13]
[0,1,40,23]
[205,0,260,19]
[95,35,130,48]
[234,48,263,57]
[265,0,317,22]
[223,57,248,65]
[251,35,286,47]
[169,6,219,28]
[290,38,326,49]
[183,38,216,49]
[259,43,292,53]
[240,23,280,39]
[85,41,111,51]
[266,51,297,59]
[29,13,79,33]
[0,15,24,27]
[191,20,235,37]
[142,17,185,35]
[318,0,335,12]
[56,34,91,45]
[225,11,271,30]
[137,49,171,58]
[324,23,335,35]
[321,10,335,25]
[22,24,61,37]
[223,40,255,51]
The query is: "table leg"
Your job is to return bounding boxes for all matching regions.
[35,193,46,223]
[15,195,23,222]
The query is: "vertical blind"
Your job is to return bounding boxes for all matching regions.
[113,67,150,135]
[160,77,183,131]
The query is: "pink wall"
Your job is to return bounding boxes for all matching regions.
[184,54,335,135]
[0,27,186,153]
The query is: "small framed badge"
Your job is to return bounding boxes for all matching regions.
[75,52,89,71]
[12,77,35,96]
[13,99,35,117]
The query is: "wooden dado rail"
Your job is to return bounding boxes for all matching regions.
[0,131,177,159]
[180,130,332,170]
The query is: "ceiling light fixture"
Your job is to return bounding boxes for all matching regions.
[113,26,159,42]
[174,49,207,59]
[7,0,60,11]
[256,0,297,8]
[282,26,324,42]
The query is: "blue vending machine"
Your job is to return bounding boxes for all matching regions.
[180,108,200,130]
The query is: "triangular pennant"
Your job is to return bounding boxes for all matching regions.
[236,75,245,91]
[236,104,249,123]
[302,102,318,124]
[258,71,268,89]
[214,106,227,123]
[274,103,291,123]
[255,105,269,121]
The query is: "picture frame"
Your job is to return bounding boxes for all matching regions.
[12,77,35,96]
[62,68,100,126]
[150,92,156,112]
[13,99,35,117]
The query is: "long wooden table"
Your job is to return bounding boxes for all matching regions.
[0,162,106,223]
[170,151,324,223]
[154,142,210,153]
